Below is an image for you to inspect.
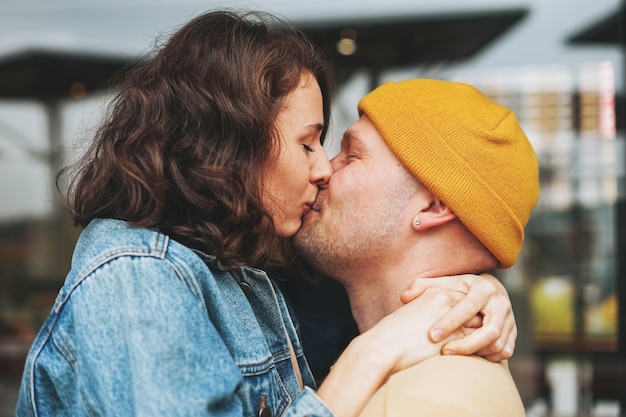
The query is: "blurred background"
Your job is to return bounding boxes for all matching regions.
[0,0,624,415]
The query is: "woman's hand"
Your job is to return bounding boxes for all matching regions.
[317,286,466,417]
[400,273,516,362]
[372,286,469,373]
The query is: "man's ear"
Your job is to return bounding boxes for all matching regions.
[411,197,457,231]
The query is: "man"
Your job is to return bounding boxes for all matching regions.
[293,78,540,416]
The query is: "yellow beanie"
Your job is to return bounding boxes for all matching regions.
[358,79,539,268]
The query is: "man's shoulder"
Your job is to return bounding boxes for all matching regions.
[360,355,525,417]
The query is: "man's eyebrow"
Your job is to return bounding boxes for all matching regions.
[342,128,360,146]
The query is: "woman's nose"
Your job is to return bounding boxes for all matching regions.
[311,147,333,185]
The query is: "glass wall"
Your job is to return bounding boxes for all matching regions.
[456,62,623,416]
[0,1,624,416]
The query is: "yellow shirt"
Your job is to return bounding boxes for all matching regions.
[359,355,525,417]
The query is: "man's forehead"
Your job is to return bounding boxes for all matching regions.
[342,120,372,148]
[341,128,360,146]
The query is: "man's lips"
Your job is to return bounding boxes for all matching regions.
[310,199,323,212]
[302,202,320,219]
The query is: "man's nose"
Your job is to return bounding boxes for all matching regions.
[330,154,345,172]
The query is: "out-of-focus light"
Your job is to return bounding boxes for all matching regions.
[337,38,357,56]
[579,61,616,139]
[597,61,615,140]
[69,82,86,99]
[337,27,358,56]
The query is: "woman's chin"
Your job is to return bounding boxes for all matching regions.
[274,221,301,239]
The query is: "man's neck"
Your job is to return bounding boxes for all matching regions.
[339,223,498,334]
[342,271,406,333]
[340,259,441,333]
[339,251,468,333]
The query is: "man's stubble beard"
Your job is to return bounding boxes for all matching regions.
[293,215,354,281]
[294,183,414,282]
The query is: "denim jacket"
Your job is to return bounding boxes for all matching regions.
[16,218,334,417]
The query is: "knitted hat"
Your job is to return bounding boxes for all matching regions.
[358,79,539,268]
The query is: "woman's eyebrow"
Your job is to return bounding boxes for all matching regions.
[306,123,324,132]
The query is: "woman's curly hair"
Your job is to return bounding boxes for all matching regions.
[58,10,333,268]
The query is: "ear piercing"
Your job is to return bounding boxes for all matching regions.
[415,219,421,226]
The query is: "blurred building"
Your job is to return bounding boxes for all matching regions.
[0,0,624,416]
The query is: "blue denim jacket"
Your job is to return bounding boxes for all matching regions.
[16,219,334,417]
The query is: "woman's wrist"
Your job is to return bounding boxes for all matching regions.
[316,333,395,417]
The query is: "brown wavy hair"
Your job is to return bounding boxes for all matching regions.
[58,10,333,268]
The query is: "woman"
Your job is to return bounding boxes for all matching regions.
[16,10,515,417]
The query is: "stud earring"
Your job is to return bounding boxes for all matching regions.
[415,219,421,226]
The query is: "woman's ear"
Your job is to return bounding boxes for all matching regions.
[411,198,457,231]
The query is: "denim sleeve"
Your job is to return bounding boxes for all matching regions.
[63,256,244,416]
[284,387,335,417]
